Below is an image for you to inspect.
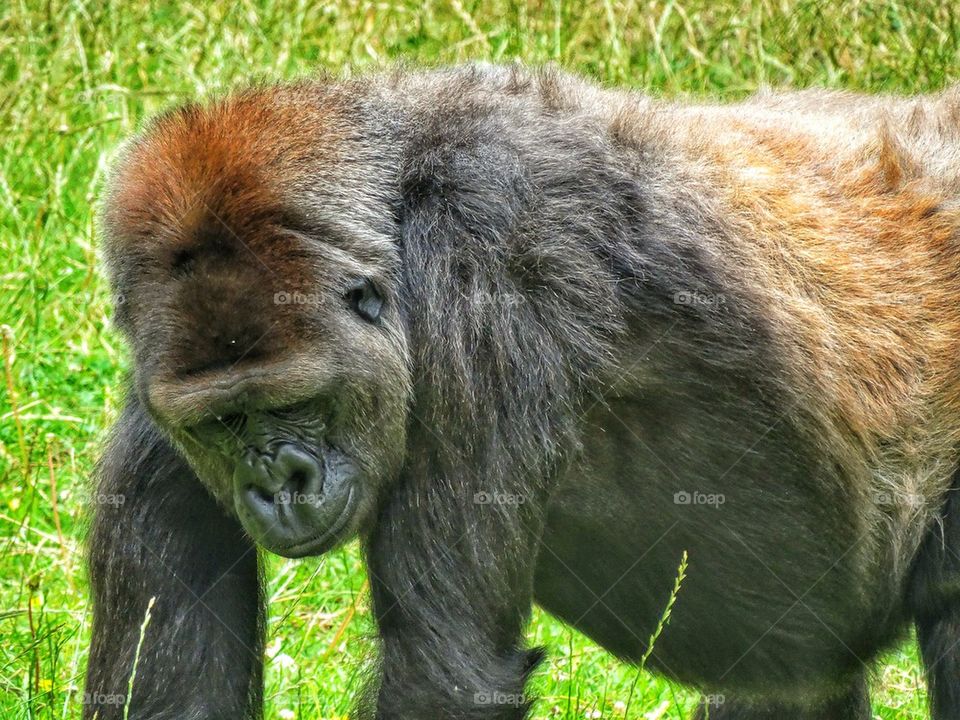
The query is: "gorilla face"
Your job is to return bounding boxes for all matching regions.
[131,250,411,557]
[102,120,413,557]
[133,254,410,557]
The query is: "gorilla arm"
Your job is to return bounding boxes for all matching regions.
[358,119,613,719]
[84,397,264,720]
[364,449,548,720]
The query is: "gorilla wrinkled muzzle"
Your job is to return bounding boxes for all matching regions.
[232,436,357,558]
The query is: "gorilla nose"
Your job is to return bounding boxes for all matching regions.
[237,443,323,507]
[232,440,357,557]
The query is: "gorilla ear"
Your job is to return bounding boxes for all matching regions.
[345,278,384,323]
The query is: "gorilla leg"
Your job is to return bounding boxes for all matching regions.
[692,677,870,719]
[911,470,960,720]
[83,398,264,720]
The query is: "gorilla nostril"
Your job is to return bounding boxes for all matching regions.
[289,469,308,492]
[273,444,323,497]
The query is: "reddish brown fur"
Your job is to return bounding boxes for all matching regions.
[104,87,359,405]
[595,86,960,573]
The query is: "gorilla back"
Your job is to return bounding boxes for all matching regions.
[85,65,960,720]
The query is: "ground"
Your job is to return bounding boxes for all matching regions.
[1,1,955,718]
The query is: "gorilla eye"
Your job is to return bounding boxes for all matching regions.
[344,279,383,323]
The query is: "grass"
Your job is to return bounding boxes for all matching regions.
[1,0,957,717]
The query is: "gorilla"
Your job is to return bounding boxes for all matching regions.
[83,64,960,719]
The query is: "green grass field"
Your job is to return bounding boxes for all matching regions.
[2,1,958,717]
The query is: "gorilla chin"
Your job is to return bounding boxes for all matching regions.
[232,438,361,558]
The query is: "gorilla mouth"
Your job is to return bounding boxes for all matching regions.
[273,486,357,558]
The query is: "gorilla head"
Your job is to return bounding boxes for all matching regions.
[102,88,412,557]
